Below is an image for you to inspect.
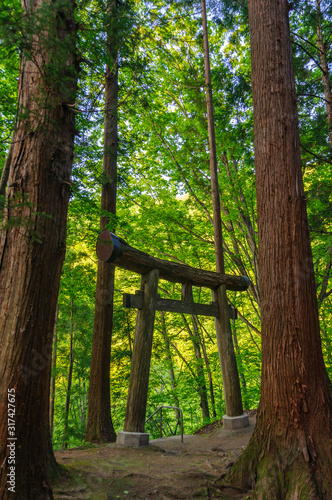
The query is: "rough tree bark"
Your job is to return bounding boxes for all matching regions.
[219,0,332,497]
[85,8,118,443]
[0,0,78,496]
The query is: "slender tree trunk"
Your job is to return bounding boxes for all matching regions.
[191,332,210,423]
[49,305,59,438]
[221,153,260,305]
[62,299,75,449]
[200,0,243,417]
[159,312,180,421]
[316,0,332,151]
[232,324,248,410]
[318,246,332,306]
[194,316,217,418]
[81,381,87,424]
[221,1,332,497]
[182,314,210,422]
[85,10,118,443]
[0,0,78,496]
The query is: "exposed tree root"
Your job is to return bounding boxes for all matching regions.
[215,427,332,500]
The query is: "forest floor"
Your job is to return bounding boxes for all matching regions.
[53,412,256,500]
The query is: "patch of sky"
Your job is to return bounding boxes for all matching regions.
[305,60,317,72]
[167,102,177,112]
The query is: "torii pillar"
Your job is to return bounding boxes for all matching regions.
[117,269,159,447]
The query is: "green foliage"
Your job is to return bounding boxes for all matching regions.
[52,246,97,449]
[1,0,331,449]
[51,0,331,447]
[290,0,332,164]
[0,0,19,171]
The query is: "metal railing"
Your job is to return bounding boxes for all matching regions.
[145,405,184,442]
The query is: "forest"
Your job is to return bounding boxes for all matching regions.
[0,0,332,498]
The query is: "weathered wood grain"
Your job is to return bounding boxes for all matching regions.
[124,269,159,433]
[96,230,249,292]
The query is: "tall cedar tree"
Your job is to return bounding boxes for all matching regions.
[219,0,332,497]
[0,0,78,497]
[85,6,118,443]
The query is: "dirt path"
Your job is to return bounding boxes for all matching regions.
[54,415,256,499]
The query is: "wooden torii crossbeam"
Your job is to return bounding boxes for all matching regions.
[96,230,249,291]
[96,230,249,435]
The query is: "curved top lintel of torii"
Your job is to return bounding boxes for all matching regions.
[96,229,249,293]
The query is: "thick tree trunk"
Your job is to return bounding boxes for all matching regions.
[85,23,118,443]
[220,0,332,497]
[200,0,243,417]
[0,0,77,497]
[86,263,117,442]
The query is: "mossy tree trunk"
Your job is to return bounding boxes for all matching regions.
[220,0,332,497]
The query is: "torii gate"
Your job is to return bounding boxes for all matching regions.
[96,230,250,446]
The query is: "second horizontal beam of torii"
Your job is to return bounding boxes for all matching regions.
[96,230,250,292]
[123,290,238,319]
[123,290,218,317]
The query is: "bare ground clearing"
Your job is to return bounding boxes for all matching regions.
[54,414,256,500]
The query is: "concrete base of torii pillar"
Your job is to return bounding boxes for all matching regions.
[116,431,149,447]
[223,413,249,430]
